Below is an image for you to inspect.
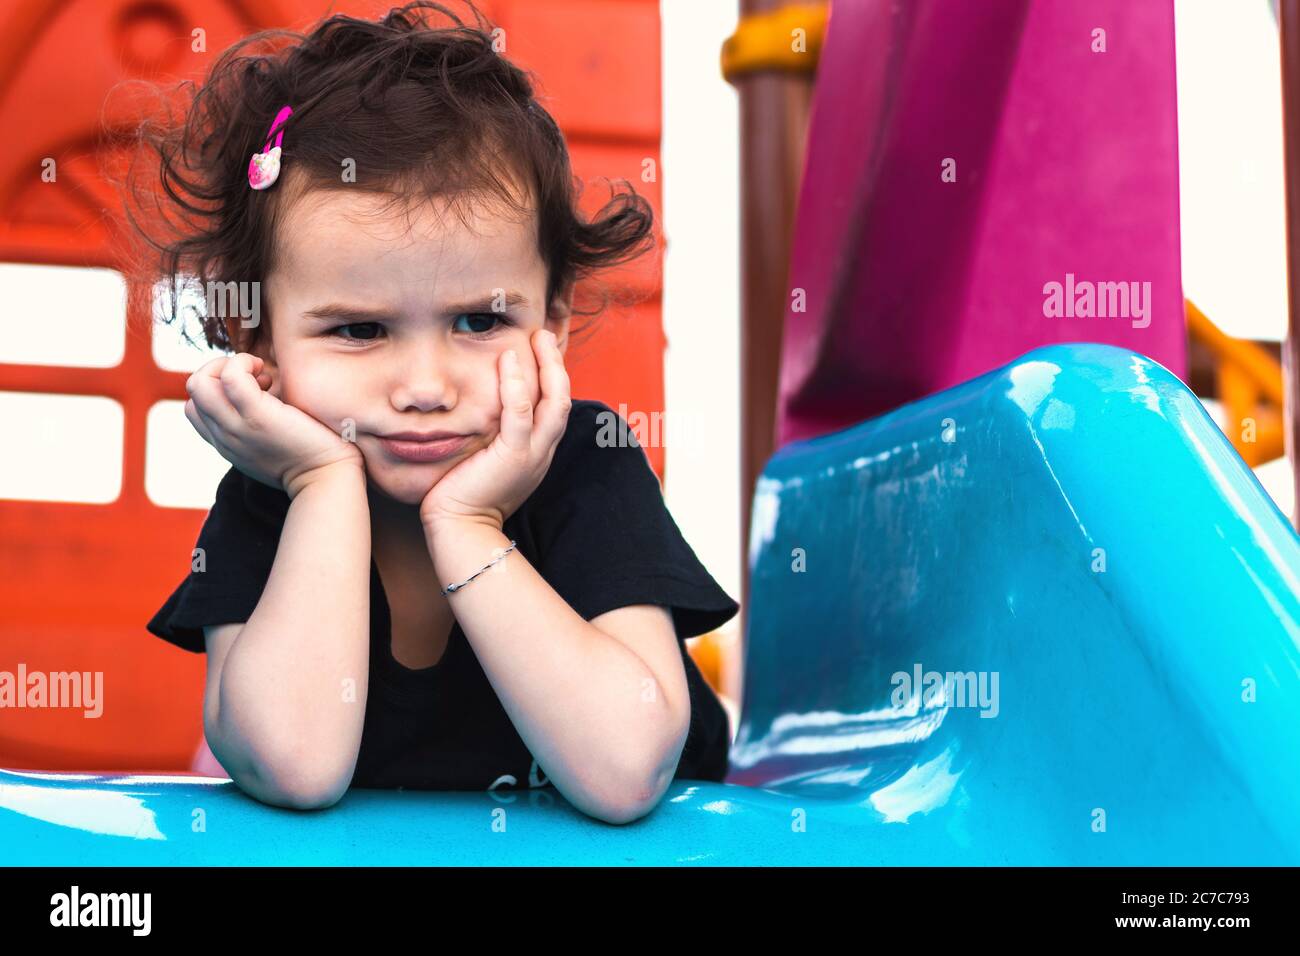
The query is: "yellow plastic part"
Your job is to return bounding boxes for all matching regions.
[1186,298,1285,465]
[687,630,725,693]
[721,3,829,83]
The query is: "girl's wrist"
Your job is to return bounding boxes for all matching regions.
[283,455,366,501]
[425,518,511,589]
[422,508,504,541]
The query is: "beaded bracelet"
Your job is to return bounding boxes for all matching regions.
[441,540,517,595]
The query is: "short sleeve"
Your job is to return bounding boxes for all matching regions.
[145,466,289,653]
[533,401,740,639]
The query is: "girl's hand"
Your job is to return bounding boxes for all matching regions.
[419,328,571,533]
[185,352,364,499]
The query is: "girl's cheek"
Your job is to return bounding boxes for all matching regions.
[281,367,349,422]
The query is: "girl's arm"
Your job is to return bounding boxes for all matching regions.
[204,460,371,809]
[419,331,684,824]
[428,517,689,825]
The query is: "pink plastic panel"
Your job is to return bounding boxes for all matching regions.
[777,0,1186,445]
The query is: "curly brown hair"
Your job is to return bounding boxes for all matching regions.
[112,0,656,356]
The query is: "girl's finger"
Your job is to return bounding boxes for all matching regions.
[532,329,571,449]
[219,353,266,417]
[184,398,220,449]
[187,358,243,434]
[246,354,273,390]
[497,348,533,451]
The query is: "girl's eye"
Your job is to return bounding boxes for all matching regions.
[329,322,383,343]
[327,313,512,344]
[452,313,510,338]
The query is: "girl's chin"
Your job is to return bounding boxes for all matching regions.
[364,462,447,507]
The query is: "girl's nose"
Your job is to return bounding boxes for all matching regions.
[390,344,456,412]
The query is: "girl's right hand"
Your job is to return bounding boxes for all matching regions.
[185,352,364,499]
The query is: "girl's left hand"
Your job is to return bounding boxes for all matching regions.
[419,328,571,534]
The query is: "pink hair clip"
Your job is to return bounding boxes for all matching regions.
[248,105,293,191]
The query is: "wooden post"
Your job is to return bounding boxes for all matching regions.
[732,0,817,648]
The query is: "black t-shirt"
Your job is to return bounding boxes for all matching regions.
[146,398,739,792]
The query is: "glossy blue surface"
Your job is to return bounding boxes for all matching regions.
[733,342,1300,864]
[3,343,1298,865]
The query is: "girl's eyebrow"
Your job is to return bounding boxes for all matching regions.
[302,292,527,323]
[302,304,398,323]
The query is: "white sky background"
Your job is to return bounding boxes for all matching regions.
[1175,0,1295,519]
[1176,0,1288,342]
[660,0,743,636]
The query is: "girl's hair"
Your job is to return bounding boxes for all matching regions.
[112,0,656,355]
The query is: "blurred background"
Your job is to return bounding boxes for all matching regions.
[1,0,1297,774]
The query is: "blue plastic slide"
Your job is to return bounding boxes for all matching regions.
[3,343,1298,864]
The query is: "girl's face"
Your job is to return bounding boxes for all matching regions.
[255,181,571,508]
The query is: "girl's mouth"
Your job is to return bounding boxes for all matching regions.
[379,434,473,463]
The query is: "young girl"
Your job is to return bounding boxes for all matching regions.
[136,1,739,825]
